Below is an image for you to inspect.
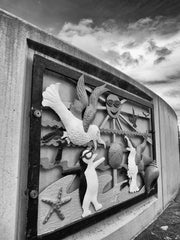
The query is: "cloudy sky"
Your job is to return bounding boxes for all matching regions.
[1,0,180,125]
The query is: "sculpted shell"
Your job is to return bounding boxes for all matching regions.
[108,142,124,169]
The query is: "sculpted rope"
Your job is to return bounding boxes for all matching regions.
[100,128,150,137]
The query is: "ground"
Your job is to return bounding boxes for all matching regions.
[135,189,180,240]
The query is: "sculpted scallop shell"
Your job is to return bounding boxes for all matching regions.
[144,162,159,194]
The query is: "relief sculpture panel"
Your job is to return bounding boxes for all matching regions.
[27,55,159,239]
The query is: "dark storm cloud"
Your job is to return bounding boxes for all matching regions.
[146,39,172,64]
[144,73,180,85]
[128,15,180,37]
[168,72,180,80]
[154,47,172,64]
[147,40,172,56]
[104,50,122,65]
[1,0,180,124]
[121,16,180,50]
[84,0,180,26]
[143,80,171,85]
[1,0,180,33]
[104,50,140,67]
[147,40,157,52]
[154,57,166,65]
[103,50,139,67]
[119,52,139,66]
[123,41,138,49]
[156,48,172,57]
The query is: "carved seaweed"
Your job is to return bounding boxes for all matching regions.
[41,119,63,128]
[41,128,64,143]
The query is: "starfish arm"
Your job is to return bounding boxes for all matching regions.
[57,187,63,200]
[61,196,72,205]
[41,188,72,224]
[56,209,65,220]
[43,208,54,224]
[42,199,54,206]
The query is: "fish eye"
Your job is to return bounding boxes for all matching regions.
[114,100,120,108]
[87,152,92,158]
[82,150,93,160]
[107,99,113,107]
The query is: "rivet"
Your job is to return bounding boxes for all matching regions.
[30,190,38,199]
[33,109,41,118]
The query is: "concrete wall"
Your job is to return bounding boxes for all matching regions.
[158,98,180,206]
[0,9,179,240]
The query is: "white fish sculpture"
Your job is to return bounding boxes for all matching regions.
[42,75,107,149]
[125,136,139,193]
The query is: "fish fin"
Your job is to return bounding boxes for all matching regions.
[70,75,88,119]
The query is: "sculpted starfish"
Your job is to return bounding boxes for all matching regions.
[41,187,71,224]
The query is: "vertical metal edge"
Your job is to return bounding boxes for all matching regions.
[151,104,157,163]
[150,103,158,195]
[26,55,44,239]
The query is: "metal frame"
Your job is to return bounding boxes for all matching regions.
[26,54,156,240]
[27,39,153,102]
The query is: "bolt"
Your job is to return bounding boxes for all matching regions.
[30,190,38,199]
[33,109,41,118]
